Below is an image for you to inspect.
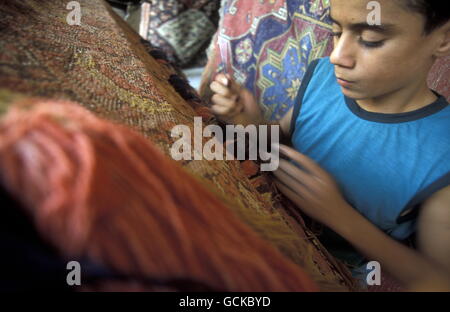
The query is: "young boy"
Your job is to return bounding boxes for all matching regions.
[209,0,450,290]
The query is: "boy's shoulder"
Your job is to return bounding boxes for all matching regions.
[289,57,340,134]
[304,57,334,80]
[296,57,339,105]
[302,57,337,94]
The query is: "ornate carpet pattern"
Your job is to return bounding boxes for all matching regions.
[201,0,334,121]
[428,56,450,101]
[200,0,449,121]
[0,0,359,291]
[140,0,221,67]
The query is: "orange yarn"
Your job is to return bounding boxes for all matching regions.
[0,98,318,292]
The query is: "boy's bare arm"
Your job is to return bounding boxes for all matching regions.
[340,186,450,291]
[272,145,450,291]
[417,185,450,277]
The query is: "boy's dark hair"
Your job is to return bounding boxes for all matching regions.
[399,0,450,34]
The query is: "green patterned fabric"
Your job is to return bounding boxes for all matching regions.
[139,0,221,67]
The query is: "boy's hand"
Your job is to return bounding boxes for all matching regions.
[209,73,263,126]
[273,144,353,231]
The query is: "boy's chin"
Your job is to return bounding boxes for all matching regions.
[340,87,371,100]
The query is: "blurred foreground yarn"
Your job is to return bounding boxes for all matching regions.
[0,98,318,292]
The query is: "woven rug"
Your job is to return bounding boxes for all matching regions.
[200,0,334,121]
[0,0,360,291]
[135,0,221,68]
[428,56,450,100]
[200,0,450,121]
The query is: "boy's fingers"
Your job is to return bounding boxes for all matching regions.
[277,159,318,191]
[211,74,257,123]
[212,94,236,108]
[215,73,229,87]
[273,173,317,205]
[214,73,243,97]
[211,94,243,114]
[210,81,233,98]
[273,166,308,194]
[211,103,243,118]
[279,144,326,177]
[211,104,237,117]
[211,104,229,116]
[211,105,243,118]
[274,180,308,209]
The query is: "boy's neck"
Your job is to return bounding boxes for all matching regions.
[356,81,438,114]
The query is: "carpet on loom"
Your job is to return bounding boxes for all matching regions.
[0,0,360,291]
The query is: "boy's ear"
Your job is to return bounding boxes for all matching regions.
[434,21,450,57]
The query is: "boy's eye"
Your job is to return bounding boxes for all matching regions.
[330,31,385,48]
[359,30,386,48]
[358,37,385,48]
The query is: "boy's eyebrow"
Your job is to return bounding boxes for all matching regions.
[329,15,396,34]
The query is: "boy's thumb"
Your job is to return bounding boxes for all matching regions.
[220,74,230,87]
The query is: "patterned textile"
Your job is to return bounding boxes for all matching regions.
[200,0,334,121]
[140,0,221,67]
[200,0,450,121]
[0,0,359,291]
[428,56,450,100]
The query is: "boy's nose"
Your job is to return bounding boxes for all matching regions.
[330,34,356,69]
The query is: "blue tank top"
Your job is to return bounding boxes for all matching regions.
[290,57,450,248]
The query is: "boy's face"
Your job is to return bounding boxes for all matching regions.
[329,0,445,100]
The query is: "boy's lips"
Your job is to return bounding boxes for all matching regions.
[336,76,355,88]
